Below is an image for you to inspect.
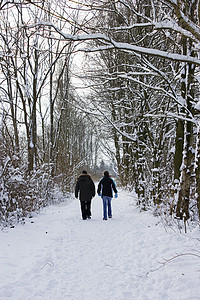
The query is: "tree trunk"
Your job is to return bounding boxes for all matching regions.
[28,48,38,173]
[195,122,200,220]
[176,38,195,220]
[174,119,184,181]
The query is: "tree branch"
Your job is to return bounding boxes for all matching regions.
[25,22,200,66]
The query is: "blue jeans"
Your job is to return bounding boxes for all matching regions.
[102,196,112,219]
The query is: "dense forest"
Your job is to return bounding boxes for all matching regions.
[0,0,200,229]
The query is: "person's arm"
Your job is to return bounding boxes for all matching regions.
[91,180,95,197]
[75,180,79,198]
[112,179,118,194]
[97,179,102,195]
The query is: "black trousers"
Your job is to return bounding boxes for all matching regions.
[80,200,91,219]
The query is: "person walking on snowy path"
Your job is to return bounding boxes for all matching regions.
[75,170,95,220]
[97,171,118,220]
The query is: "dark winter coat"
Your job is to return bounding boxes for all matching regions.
[75,174,95,202]
[97,175,117,198]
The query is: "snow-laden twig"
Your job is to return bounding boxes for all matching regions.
[144,252,200,277]
[0,156,11,179]
[159,252,200,266]
[40,261,54,269]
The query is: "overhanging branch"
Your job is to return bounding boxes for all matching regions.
[26,22,200,66]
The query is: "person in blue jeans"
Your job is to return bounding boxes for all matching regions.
[97,171,118,220]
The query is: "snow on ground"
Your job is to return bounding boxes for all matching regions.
[0,188,200,300]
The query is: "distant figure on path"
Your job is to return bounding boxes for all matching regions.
[97,171,118,220]
[75,170,95,220]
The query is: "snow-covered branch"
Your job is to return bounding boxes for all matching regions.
[164,0,200,41]
[26,22,200,66]
[110,19,198,43]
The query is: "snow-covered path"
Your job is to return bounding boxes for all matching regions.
[0,188,200,300]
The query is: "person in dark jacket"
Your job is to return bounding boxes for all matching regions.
[97,170,118,220]
[75,170,95,220]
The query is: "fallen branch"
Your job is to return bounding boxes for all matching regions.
[40,261,54,269]
[160,252,200,266]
